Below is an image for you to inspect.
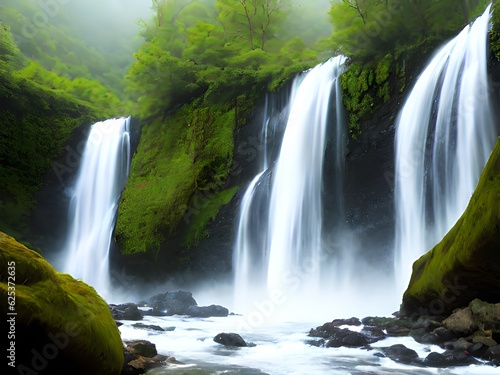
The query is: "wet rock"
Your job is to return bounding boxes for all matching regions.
[418,327,460,345]
[110,303,143,321]
[125,340,158,358]
[444,337,473,351]
[132,323,165,332]
[361,316,412,336]
[185,304,229,317]
[213,333,248,347]
[361,326,387,342]
[483,345,500,362]
[380,344,419,364]
[147,290,198,316]
[330,317,362,326]
[423,351,477,367]
[320,328,369,348]
[122,339,183,375]
[468,342,488,357]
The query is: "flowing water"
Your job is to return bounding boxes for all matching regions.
[62,117,131,300]
[118,313,498,375]
[394,5,495,292]
[233,56,398,320]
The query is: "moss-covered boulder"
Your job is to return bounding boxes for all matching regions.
[400,137,500,317]
[0,231,124,375]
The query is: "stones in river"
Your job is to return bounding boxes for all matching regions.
[213,333,248,347]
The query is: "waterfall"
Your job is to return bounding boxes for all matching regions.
[63,117,131,300]
[394,5,495,293]
[233,56,354,318]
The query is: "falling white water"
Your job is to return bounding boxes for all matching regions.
[63,117,131,300]
[266,57,346,294]
[394,5,495,293]
[232,56,372,319]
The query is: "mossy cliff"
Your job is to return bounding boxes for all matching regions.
[0,231,124,375]
[0,23,123,243]
[400,138,500,317]
[114,101,242,260]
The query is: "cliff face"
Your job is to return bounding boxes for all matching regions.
[400,138,500,317]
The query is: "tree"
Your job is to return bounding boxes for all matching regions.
[216,0,288,51]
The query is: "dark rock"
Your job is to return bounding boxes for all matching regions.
[125,340,158,358]
[418,327,460,345]
[213,333,248,347]
[444,337,473,351]
[341,332,369,347]
[147,290,198,316]
[122,340,183,375]
[330,317,362,326]
[468,342,488,357]
[483,345,500,361]
[423,351,477,367]
[361,316,412,336]
[381,344,419,364]
[185,304,229,317]
[132,323,165,332]
[110,303,143,321]
[323,328,369,348]
[361,326,387,343]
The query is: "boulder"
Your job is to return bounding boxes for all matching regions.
[147,290,197,316]
[213,333,247,347]
[110,303,143,321]
[400,138,500,317]
[0,232,124,375]
[442,299,500,335]
[122,340,182,374]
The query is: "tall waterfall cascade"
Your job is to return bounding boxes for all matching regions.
[232,56,393,319]
[394,5,495,293]
[63,117,131,300]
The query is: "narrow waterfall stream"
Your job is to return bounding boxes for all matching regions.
[394,5,495,292]
[62,117,131,300]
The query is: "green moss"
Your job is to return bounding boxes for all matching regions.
[115,102,238,257]
[401,137,500,316]
[340,53,396,138]
[491,0,500,60]
[184,186,238,249]
[0,231,124,375]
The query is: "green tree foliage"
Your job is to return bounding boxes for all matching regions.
[0,24,115,239]
[329,0,492,59]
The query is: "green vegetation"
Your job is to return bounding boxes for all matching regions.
[115,102,239,257]
[0,0,145,96]
[183,186,239,249]
[491,0,500,59]
[401,137,500,317]
[116,0,330,257]
[329,0,492,134]
[0,231,124,375]
[0,23,122,239]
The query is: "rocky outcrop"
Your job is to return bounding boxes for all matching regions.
[0,232,124,375]
[122,340,182,375]
[400,137,500,317]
